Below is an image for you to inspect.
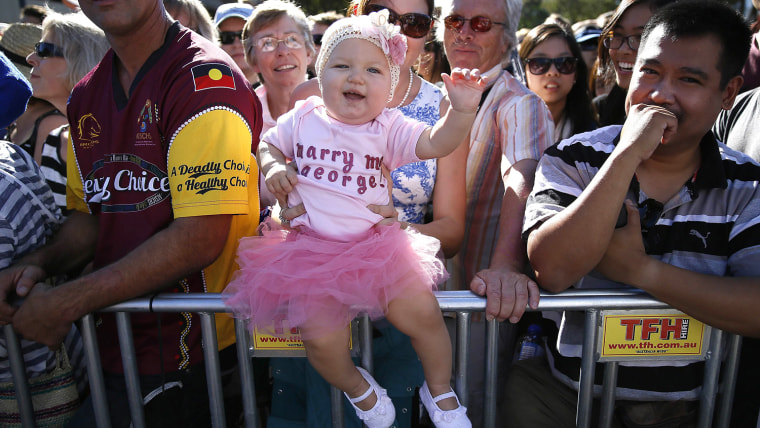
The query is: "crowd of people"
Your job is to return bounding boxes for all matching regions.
[1,0,759,427]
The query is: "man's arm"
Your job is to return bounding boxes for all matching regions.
[413,139,467,258]
[0,210,98,323]
[470,159,540,322]
[527,105,678,292]
[598,201,760,337]
[11,213,232,347]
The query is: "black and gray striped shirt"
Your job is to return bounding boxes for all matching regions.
[524,125,760,399]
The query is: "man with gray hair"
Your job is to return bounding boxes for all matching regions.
[438,0,554,424]
[439,0,551,322]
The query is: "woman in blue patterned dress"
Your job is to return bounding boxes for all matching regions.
[269,1,466,426]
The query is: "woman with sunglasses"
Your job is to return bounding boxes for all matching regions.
[270,1,469,426]
[25,11,109,214]
[520,24,596,142]
[214,2,258,86]
[593,0,675,126]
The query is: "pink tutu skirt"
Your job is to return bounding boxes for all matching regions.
[223,221,448,340]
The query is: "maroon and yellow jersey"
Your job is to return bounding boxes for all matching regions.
[67,23,262,375]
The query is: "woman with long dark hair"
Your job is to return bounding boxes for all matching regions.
[593,0,674,125]
[520,23,596,141]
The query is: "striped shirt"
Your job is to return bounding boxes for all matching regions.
[446,65,554,289]
[0,142,60,266]
[524,126,760,399]
[0,142,88,392]
[40,124,68,215]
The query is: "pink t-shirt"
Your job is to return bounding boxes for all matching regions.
[263,96,427,241]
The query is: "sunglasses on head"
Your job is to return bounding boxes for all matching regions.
[364,4,432,39]
[524,56,577,75]
[34,42,64,58]
[219,31,243,45]
[443,15,505,33]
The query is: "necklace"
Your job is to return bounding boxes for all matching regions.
[393,68,415,109]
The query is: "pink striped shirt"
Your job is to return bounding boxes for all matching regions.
[447,65,554,289]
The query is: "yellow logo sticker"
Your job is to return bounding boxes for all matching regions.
[251,319,355,357]
[598,310,709,361]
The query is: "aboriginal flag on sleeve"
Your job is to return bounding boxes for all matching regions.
[191,63,236,91]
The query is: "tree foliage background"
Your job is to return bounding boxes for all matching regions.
[279,0,754,29]
[289,0,352,15]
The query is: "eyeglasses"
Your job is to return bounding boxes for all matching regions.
[524,57,577,75]
[313,34,323,46]
[255,35,303,52]
[443,15,506,33]
[364,4,432,39]
[219,31,243,45]
[602,34,641,50]
[34,42,64,58]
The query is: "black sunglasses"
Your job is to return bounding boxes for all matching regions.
[443,15,506,33]
[313,33,323,45]
[219,31,243,45]
[34,42,64,58]
[364,4,432,39]
[524,57,577,75]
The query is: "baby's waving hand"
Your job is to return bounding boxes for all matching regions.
[416,68,487,160]
[441,68,488,113]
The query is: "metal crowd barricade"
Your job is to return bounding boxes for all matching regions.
[5,290,741,428]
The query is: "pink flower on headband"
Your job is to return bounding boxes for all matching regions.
[361,10,407,66]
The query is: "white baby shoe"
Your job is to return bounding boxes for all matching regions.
[345,367,396,428]
[420,382,471,428]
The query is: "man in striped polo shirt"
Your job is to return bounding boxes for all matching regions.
[504,1,760,425]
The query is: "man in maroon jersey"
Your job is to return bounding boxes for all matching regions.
[0,0,263,426]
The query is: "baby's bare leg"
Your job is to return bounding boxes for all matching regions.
[301,325,375,411]
[385,292,458,410]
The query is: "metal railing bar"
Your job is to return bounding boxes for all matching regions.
[455,311,471,407]
[234,319,259,428]
[599,362,619,428]
[359,314,372,373]
[484,318,498,428]
[81,313,112,428]
[330,386,344,428]
[698,328,724,428]
[3,325,36,428]
[114,312,145,428]
[716,334,741,428]
[577,309,599,428]
[199,312,226,428]
[7,290,740,428]
[105,291,671,314]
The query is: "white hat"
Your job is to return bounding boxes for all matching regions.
[214,3,254,26]
[315,11,407,102]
